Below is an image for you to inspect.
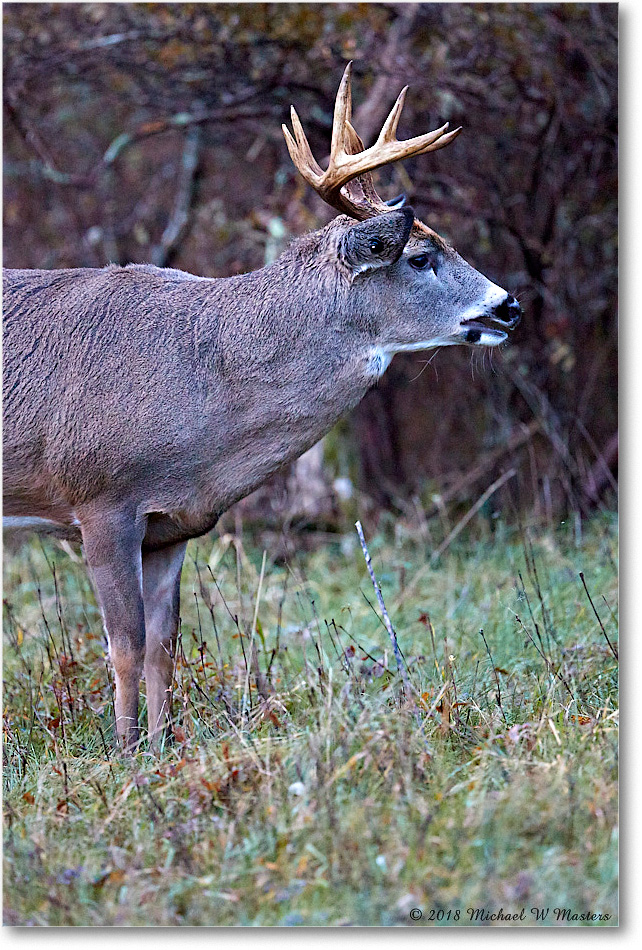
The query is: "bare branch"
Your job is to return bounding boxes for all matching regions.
[580,429,618,503]
[151,126,201,267]
[5,90,270,189]
[426,421,541,516]
[73,31,143,52]
[351,5,421,145]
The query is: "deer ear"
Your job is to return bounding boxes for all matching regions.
[340,208,415,275]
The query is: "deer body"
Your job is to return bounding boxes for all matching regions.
[4,255,372,547]
[3,68,521,749]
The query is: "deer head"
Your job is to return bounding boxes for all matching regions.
[282,62,521,362]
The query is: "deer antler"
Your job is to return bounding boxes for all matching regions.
[282,62,462,221]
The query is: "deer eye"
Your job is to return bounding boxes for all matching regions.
[369,238,384,253]
[409,253,434,271]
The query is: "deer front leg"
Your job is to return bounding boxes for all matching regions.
[80,509,146,751]
[142,541,187,748]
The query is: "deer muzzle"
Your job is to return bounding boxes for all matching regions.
[461,294,522,346]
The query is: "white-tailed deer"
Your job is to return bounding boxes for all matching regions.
[3,65,520,750]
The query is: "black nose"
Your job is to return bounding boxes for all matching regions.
[492,294,522,328]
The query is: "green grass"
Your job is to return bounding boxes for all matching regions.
[3,514,618,926]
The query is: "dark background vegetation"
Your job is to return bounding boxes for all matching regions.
[3,2,618,529]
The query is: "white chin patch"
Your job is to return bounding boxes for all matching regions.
[480,329,507,346]
[464,327,507,347]
[367,340,456,378]
[367,348,393,378]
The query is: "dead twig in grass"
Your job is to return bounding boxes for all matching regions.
[355,521,431,750]
[430,468,517,563]
[579,571,618,660]
[479,629,507,725]
[355,521,410,693]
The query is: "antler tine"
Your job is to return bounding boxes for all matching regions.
[415,125,463,155]
[289,106,324,176]
[378,86,408,144]
[281,122,306,181]
[344,120,365,155]
[330,61,353,158]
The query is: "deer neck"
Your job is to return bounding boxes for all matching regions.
[189,261,377,512]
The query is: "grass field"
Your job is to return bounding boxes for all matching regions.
[2,513,618,926]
